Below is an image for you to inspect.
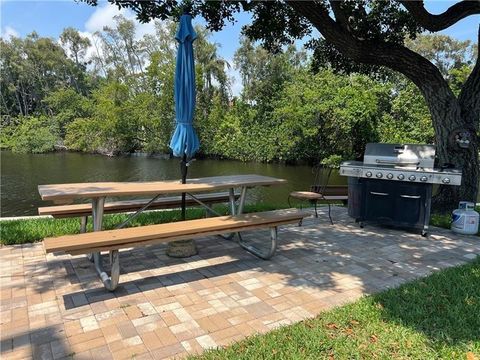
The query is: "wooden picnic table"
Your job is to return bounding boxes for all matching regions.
[38,174,288,290]
[38,174,286,202]
[38,173,287,234]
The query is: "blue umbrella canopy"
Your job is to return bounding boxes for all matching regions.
[169,14,200,159]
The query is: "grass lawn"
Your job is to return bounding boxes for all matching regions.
[0,204,283,245]
[1,204,478,245]
[192,257,480,359]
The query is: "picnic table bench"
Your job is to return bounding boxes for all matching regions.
[44,209,307,290]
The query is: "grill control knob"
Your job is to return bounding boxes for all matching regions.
[408,175,416,181]
[420,176,428,182]
[365,171,372,178]
[376,172,383,178]
[442,178,451,184]
[387,173,394,179]
[397,174,405,180]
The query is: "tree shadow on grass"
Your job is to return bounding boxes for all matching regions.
[372,256,480,346]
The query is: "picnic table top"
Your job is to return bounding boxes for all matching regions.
[38,174,287,201]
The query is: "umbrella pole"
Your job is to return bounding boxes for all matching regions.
[181,153,187,221]
[166,152,197,258]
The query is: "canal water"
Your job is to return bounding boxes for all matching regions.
[1,152,346,217]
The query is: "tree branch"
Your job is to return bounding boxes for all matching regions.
[399,0,480,32]
[459,25,480,128]
[329,0,349,30]
[286,0,450,99]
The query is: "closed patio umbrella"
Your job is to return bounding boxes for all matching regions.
[167,14,199,257]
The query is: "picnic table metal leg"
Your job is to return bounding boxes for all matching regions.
[93,250,119,291]
[235,186,278,260]
[80,215,95,262]
[80,216,88,233]
[187,191,238,241]
[91,197,120,291]
[238,227,277,260]
[218,186,278,259]
[229,188,236,215]
[237,187,247,215]
[216,188,238,240]
[223,186,248,240]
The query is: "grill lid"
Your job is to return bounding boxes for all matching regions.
[363,143,435,169]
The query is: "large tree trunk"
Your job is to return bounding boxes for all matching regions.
[427,90,479,211]
[418,56,480,212]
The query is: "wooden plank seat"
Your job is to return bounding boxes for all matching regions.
[289,185,348,224]
[44,209,308,291]
[38,192,240,218]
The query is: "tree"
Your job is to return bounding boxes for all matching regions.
[193,26,231,133]
[8,116,58,153]
[272,70,389,162]
[234,36,306,108]
[60,27,91,68]
[59,27,92,93]
[43,88,93,138]
[405,34,475,78]
[85,0,480,210]
[92,15,146,86]
[0,33,82,116]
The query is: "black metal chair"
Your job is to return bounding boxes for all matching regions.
[288,165,347,225]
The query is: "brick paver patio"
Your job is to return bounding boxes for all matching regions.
[1,207,479,359]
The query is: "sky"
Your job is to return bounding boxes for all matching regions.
[1,0,479,95]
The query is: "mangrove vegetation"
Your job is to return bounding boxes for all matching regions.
[0,16,476,167]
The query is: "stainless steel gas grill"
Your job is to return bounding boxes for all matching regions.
[340,143,462,236]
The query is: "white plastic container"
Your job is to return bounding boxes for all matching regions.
[451,201,479,235]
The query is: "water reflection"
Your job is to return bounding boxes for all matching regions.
[1,152,347,217]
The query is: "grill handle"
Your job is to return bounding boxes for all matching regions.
[375,159,420,165]
[400,194,421,199]
[370,191,389,196]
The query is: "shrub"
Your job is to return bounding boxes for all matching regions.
[8,116,58,153]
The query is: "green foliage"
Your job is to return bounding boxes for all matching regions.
[43,88,93,137]
[64,117,103,152]
[1,17,474,167]
[235,37,306,106]
[0,33,87,117]
[321,155,343,168]
[449,65,473,96]
[197,94,225,154]
[209,101,260,161]
[63,82,135,154]
[60,27,91,68]
[93,81,138,153]
[6,116,58,153]
[270,70,388,162]
[378,80,434,144]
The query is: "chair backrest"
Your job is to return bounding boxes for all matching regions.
[310,165,333,195]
